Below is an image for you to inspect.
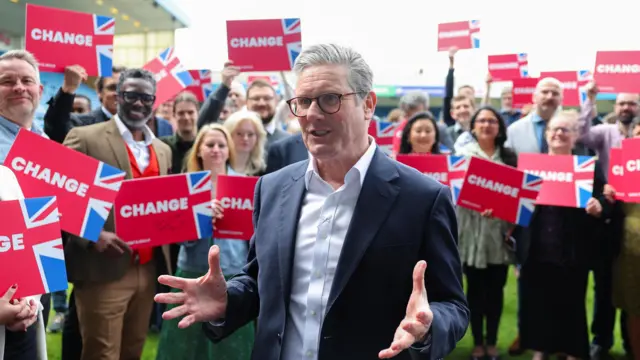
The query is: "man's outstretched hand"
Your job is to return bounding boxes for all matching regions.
[155,245,229,329]
[379,261,433,359]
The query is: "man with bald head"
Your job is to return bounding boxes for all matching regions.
[506,77,570,154]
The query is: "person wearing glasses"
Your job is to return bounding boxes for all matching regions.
[156,43,468,360]
[62,68,174,360]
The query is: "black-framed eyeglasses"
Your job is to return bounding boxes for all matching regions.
[119,91,156,106]
[286,92,362,117]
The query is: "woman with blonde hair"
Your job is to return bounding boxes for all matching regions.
[222,110,267,176]
[156,124,254,360]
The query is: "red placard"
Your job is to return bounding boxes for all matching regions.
[539,70,593,107]
[0,196,68,299]
[25,4,114,77]
[511,77,540,109]
[456,157,541,226]
[396,154,468,203]
[518,154,596,208]
[594,51,640,94]
[5,129,125,242]
[113,171,213,249]
[437,20,480,51]
[369,120,400,156]
[143,47,194,110]
[609,148,627,201]
[622,138,640,202]
[226,18,302,72]
[214,175,259,240]
[488,53,529,81]
[184,70,213,102]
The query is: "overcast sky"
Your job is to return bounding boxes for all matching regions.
[175,0,639,97]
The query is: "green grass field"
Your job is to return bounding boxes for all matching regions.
[44,271,628,360]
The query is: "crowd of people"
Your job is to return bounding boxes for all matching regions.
[0,39,638,360]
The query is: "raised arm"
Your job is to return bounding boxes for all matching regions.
[44,66,87,143]
[442,47,457,127]
[197,62,241,129]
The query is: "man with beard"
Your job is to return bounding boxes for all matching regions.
[62,68,173,360]
[245,79,290,147]
[575,86,636,360]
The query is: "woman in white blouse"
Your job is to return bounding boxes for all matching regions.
[0,165,47,360]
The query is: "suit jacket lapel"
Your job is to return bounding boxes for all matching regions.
[104,119,133,177]
[151,139,168,175]
[327,149,399,313]
[278,161,308,309]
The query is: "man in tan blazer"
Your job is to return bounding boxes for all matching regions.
[63,68,172,360]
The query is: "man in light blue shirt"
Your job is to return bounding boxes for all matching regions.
[0,50,48,164]
[0,48,50,360]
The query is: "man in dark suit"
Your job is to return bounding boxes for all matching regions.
[156,43,468,360]
[265,132,308,174]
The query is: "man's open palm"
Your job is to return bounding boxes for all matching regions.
[155,245,228,329]
[379,261,433,359]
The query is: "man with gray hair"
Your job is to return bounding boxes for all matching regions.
[0,48,49,360]
[392,90,455,153]
[156,43,468,360]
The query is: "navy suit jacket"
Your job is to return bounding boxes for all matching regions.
[265,133,308,174]
[203,148,469,360]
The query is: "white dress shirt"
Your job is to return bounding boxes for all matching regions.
[113,115,155,172]
[281,137,377,360]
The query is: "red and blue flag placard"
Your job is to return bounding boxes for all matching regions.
[114,171,213,249]
[185,70,214,102]
[457,156,541,226]
[143,47,194,110]
[368,120,400,156]
[4,129,126,242]
[226,18,302,72]
[518,154,595,208]
[0,196,68,299]
[437,20,480,51]
[25,4,114,77]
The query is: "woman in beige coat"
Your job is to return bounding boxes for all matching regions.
[0,165,47,360]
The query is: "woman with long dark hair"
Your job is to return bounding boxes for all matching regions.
[456,106,516,360]
[398,112,443,155]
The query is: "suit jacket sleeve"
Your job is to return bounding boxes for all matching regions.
[410,187,470,360]
[62,128,92,249]
[203,177,263,342]
[438,123,455,151]
[44,88,77,143]
[265,141,283,175]
[197,84,230,129]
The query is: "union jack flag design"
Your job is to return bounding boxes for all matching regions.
[516,173,543,226]
[79,162,126,242]
[188,171,214,239]
[469,20,480,48]
[517,53,529,78]
[144,47,194,108]
[282,18,302,69]
[0,196,68,298]
[369,120,399,155]
[447,155,469,204]
[93,15,115,77]
[574,156,596,208]
[185,70,214,102]
[578,70,593,104]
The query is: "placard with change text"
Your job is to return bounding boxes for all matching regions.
[5,129,125,242]
[518,153,595,208]
[456,157,541,226]
[0,196,68,299]
[622,138,640,202]
[25,3,114,76]
[214,175,259,241]
[113,171,214,249]
[396,154,468,203]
